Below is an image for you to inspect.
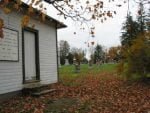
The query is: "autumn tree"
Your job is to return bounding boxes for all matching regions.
[70,47,84,65]
[107,46,121,63]
[119,0,150,79]
[70,47,84,72]
[125,33,150,78]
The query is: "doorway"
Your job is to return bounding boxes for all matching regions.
[22,28,40,83]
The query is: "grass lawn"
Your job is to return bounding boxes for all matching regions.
[59,63,118,86]
[0,63,150,113]
[59,63,117,75]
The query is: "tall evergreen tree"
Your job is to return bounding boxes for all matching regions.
[136,1,147,33]
[145,9,150,31]
[120,15,140,46]
[94,44,104,63]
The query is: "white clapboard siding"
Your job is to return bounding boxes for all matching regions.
[28,19,58,84]
[0,11,23,94]
[0,10,58,95]
[38,23,58,84]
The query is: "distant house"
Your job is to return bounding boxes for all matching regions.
[0,2,66,99]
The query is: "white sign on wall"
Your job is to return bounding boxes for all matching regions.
[0,28,19,61]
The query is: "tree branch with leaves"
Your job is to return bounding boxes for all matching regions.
[0,0,128,38]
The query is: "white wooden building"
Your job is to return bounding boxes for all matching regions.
[0,3,66,98]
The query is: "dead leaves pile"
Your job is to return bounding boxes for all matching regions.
[0,72,150,113]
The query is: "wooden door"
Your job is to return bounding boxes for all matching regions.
[24,30,36,81]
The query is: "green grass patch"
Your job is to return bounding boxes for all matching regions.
[59,63,117,86]
[59,63,117,75]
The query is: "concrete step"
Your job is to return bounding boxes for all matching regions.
[23,83,48,89]
[31,89,56,96]
[22,83,50,95]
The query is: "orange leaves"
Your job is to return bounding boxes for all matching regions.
[0,28,4,39]
[107,11,112,17]
[0,18,4,38]
[0,71,150,113]
[0,18,4,28]
[21,15,30,28]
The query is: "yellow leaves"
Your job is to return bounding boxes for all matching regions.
[21,15,30,28]
[130,36,145,55]
[3,7,11,14]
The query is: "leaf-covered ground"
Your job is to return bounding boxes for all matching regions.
[0,64,150,113]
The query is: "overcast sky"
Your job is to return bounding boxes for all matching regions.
[34,0,138,50]
[23,0,138,49]
[44,1,129,49]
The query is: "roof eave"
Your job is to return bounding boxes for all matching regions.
[20,1,67,29]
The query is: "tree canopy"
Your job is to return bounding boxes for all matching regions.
[119,0,150,79]
[0,0,150,38]
[0,0,128,38]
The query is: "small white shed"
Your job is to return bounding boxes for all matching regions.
[0,3,66,98]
